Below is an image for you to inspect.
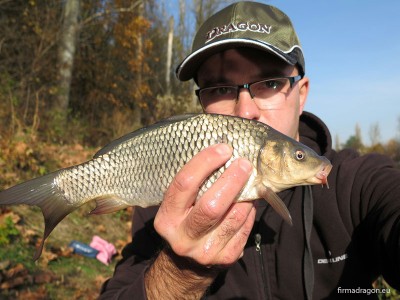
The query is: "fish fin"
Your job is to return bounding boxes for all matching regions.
[89,195,129,215]
[94,114,200,158]
[259,187,293,226]
[0,172,77,260]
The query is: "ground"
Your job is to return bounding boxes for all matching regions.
[0,140,133,299]
[0,204,133,299]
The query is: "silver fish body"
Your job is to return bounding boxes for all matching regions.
[0,114,332,259]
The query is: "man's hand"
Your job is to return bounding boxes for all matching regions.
[156,143,255,265]
[145,144,256,299]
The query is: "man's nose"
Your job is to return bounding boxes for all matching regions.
[234,88,261,120]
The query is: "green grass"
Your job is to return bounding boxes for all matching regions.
[0,216,20,246]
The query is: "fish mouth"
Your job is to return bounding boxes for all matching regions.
[314,163,332,188]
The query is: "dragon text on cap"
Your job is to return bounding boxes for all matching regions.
[205,22,272,43]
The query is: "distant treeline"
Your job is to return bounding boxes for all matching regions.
[336,123,400,167]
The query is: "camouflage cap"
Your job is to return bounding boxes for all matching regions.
[176,1,305,81]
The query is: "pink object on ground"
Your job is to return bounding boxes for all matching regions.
[90,235,117,265]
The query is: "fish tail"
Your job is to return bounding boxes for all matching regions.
[0,172,76,260]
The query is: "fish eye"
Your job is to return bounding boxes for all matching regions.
[295,150,306,161]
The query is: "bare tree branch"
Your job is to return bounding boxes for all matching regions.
[80,1,142,27]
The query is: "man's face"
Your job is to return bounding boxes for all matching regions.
[196,48,309,140]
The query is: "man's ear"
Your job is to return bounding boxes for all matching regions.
[298,76,309,114]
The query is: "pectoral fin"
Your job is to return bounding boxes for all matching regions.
[259,188,292,225]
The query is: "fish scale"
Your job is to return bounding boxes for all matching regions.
[0,113,332,259]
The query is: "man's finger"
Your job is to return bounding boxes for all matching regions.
[184,158,253,239]
[155,144,233,236]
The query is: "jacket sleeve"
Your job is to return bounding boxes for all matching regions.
[98,206,161,299]
[337,151,400,289]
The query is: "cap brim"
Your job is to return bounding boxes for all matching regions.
[176,39,300,81]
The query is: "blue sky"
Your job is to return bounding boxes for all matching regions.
[272,0,400,146]
[168,0,400,146]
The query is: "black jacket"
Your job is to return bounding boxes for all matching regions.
[99,112,400,299]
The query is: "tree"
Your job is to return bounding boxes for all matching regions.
[54,0,81,128]
[0,1,60,139]
[343,124,364,152]
[397,115,400,142]
[369,122,381,146]
[67,0,160,143]
[111,0,154,126]
[193,0,230,30]
[334,134,341,151]
[165,16,174,95]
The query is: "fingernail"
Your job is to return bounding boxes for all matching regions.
[214,144,232,156]
[238,158,253,173]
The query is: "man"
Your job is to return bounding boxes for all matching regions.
[99,2,400,299]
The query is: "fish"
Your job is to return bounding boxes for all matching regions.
[0,114,332,259]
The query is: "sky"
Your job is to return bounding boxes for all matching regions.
[272,0,400,146]
[168,0,400,146]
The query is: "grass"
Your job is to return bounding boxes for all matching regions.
[0,204,132,299]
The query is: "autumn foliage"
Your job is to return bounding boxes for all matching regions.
[0,0,200,147]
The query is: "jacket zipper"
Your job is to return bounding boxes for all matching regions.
[255,233,269,299]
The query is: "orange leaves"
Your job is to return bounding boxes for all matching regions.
[113,15,153,73]
[109,7,155,118]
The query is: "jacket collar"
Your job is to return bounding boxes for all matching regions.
[299,111,332,156]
